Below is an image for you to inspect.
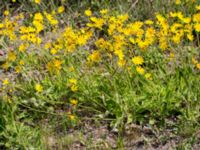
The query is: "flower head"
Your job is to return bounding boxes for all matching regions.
[2,78,9,85]
[71,85,78,92]
[136,66,145,75]
[132,56,144,65]
[58,6,65,14]
[35,0,41,4]
[85,9,92,16]
[145,73,152,80]
[4,10,9,16]
[69,114,75,120]
[35,84,43,92]
[196,63,200,70]
[69,79,77,85]
[70,99,78,106]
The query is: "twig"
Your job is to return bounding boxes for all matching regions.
[127,0,139,13]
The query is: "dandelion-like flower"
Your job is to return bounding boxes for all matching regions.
[132,56,144,65]
[35,84,43,93]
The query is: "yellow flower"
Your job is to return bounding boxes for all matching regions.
[193,13,200,22]
[136,66,145,75]
[145,20,154,25]
[35,0,41,4]
[100,9,108,15]
[77,35,87,46]
[69,79,77,85]
[7,51,16,62]
[87,51,101,63]
[192,57,198,65]
[34,13,43,21]
[44,43,51,49]
[50,48,58,55]
[45,13,58,25]
[70,99,78,106]
[69,79,78,92]
[19,60,24,65]
[15,66,21,73]
[145,73,152,80]
[53,59,62,70]
[182,17,191,24]
[0,23,4,28]
[187,33,193,41]
[196,5,200,10]
[58,6,65,14]
[132,56,144,65]
[175,0,181,5]
[35,84,43,92]
[69,114,75,120]
[138,40,149,50]
[129,37,135,44]
[71,85,78,92]
[2,78,9,85]
[68,66,75,72]
[88,17,105,29]
[33,21,43,33]
[2,62,9,70]
[4,10,9,16]
[197,63,200,69]
[12,0,16,2]
[85,9,92,16]
[118,59,126,67]
[114,49,124,60]
[169,52,175,59]
[19,43,28,52]
[194,23,200,32]
[51,10,56,15]
[47,59,62,74]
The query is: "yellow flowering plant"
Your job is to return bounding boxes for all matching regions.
[1,0,200,148]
